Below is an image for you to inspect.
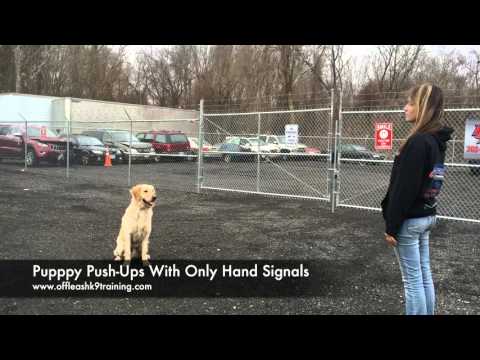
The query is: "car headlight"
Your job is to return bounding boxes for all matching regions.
[92,150,103,155]
[129,148,138,154]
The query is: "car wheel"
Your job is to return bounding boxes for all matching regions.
[26,148,38,167]
[223,154,232,163]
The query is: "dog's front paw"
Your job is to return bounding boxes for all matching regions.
[114,256,122,261]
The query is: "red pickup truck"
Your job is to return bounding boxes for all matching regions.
[0,124,69,166]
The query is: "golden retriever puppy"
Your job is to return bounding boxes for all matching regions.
[114,184,157,266]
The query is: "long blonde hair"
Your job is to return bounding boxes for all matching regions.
[400,83,444,152]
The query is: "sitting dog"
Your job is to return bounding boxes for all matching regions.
[114,184,156,266]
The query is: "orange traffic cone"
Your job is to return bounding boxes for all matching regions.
[104,147,112,167]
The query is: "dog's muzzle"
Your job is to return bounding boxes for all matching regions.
[143,197,156,207]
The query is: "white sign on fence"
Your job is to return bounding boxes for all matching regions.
[464,117,480,160]
[285,124,299,145]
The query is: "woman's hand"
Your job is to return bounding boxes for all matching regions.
[384,233,397,247]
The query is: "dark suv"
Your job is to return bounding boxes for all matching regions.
[81,129,158,163]
[0,124,69,166]
[68,135,123,165]
[136,130,192,160]
[339,144,386,160]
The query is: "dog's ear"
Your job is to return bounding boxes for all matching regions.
[130,185,142,202]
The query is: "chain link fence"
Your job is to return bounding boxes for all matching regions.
[200,94,334,201]
[0,98,200,192]
[338,92,480,223]
[67,99,200,192]
[1,92,479,224]
[0,118,69,180]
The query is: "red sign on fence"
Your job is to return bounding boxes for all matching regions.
[375,123,393,150]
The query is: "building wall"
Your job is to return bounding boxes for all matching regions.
[0,93,200,137]
[69,98,199,136]
[0,93,57,125]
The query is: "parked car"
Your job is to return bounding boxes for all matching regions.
[337,144,386,164]
[469,159,480,176]
[0,123,70,166]
[258,135,308,160]
[136,130,192,160]
[303,146,326,160]
[217,142,255,163]
[225,136,280,160]
[68,135,123,165]
[187,137,222,161]
[81,129,157,163]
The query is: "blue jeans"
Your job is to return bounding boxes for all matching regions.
[393,215,437,315]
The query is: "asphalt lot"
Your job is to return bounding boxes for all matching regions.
[0,159,479,314]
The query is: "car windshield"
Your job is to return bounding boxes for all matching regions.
[276,136,287,144]
[352,145,368,151]
[27,127,58,138]
[77,136,103,146]
[111,132,139,142]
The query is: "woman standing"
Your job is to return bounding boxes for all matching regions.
[381,83,454,315]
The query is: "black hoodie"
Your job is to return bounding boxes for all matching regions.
[381,126,454,237]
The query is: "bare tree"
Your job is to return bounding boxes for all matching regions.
[275,45,307,109]
[465,50,480,99]
[368,45,425,93]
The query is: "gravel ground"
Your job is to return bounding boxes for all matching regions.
[0,162,479,315]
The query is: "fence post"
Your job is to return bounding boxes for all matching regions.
[331,89,343,213]
[24,118,28,171]
[336,90,343,208]
[328,89,335,212]
[197,99,204,194]
[123,109,133,187]
[18,113,28,171]
[257,112,261,193]
[65,97,72,179]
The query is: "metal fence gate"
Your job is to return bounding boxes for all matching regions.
[199,98,334,201]
[198,95,480,224]
[337,105,480,223]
